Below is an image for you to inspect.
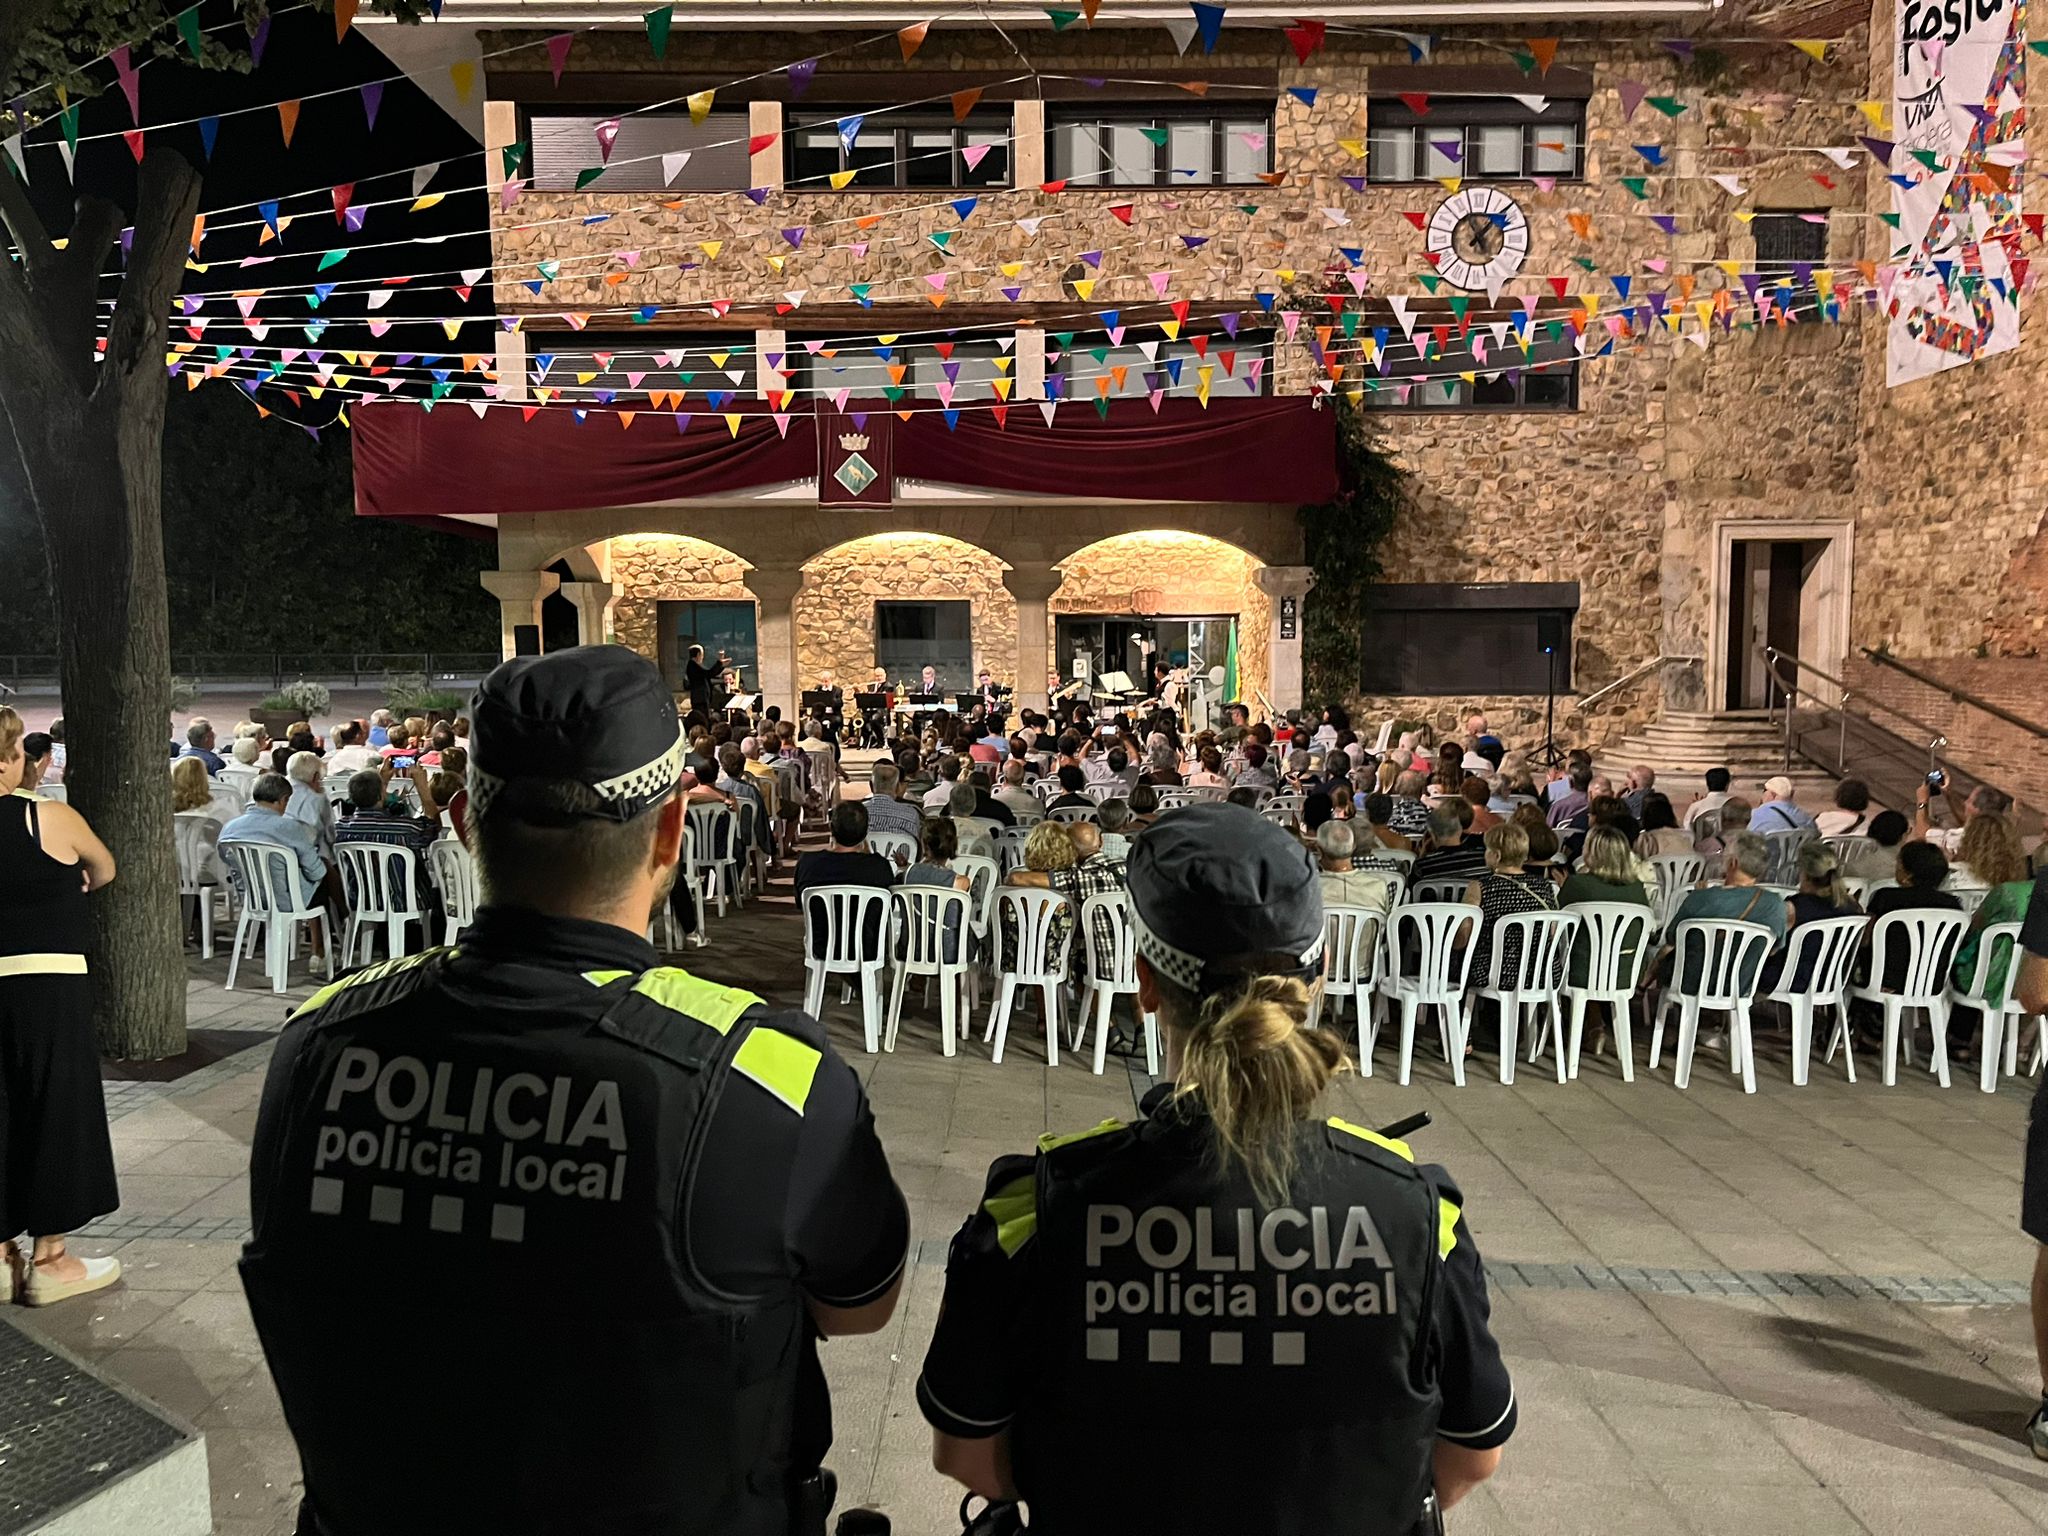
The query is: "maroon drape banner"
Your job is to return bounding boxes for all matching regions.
[351,396,1335,519]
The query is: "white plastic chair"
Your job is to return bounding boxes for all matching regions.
[1768,916,1866,1086]
[1374,903,1481,1087]
[1307,904,1382,1070]
[1008,805,1045,829]
[1031,777,1063,804]
[1411,877,1473,905]
[1473,910,1579,1084]
[992,824,1035,874]
[1849,908,1970,1088]
[1649,919,1776,1094]
[886,885,973,1057]
[955,816,1002,856]
[1360,846,1417,877]
[219,840,333,994]
[800,884,892,1054]
[1946,920,2023,1095]
[686,803,743,917]
[207,784,247,824]
[1262,792,1305,829]
[173,811,229,960]
[1822,834,1876,868]
[428,840,478,946]
[1761,827,1814,888]
[988,888,1074,1066]
[1082,782,1126,805]
[1153,788,1196,811]
[1647,854,1705,936]
[953,853,1001,998]
[1178,784,1228,804]
[1945,881,1992,918]
[1562,901,1655,1082]
[1047,804,1098,825]
[217,763,260,801]
[869,828,919,871]
[1843,875,1897,908]
[1076,893,1159,1075]
[337,842,428,966]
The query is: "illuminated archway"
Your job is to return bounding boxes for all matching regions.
[1050,531,1271,710]
[798,531,1016,690]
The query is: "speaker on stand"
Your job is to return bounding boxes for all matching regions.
[1531,612,1567,770]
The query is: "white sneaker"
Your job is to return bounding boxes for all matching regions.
[23,1255,122,1307]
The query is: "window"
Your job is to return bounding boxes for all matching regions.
[787,110,1011,191]
[1048,106,1273,187]
[1358,584,1578,695]
[662,601,758,692]
[1057,332,1272,399]
[527,111,751,192]
[801,339,1010,401]
[1366,97,1584,183]
[876,601,973,690]
[1752,210,1830,270]
[1363,322,1579,413]
[521,330,756,398]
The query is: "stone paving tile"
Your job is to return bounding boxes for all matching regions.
[21,895,2046,1535]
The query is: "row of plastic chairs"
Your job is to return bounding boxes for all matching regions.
[1307,899,2039,1096]
[799,882,1158,1075]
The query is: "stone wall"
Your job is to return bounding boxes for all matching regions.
[1050,532,1271,705]
[1845,656,2048,814]
[795,533,1016,687]
[608,533,754,672]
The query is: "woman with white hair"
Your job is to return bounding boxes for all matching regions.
[283,750,336,861]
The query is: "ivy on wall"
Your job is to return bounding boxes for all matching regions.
[1298,398,1407,709]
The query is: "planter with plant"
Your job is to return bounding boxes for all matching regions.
[383,671,468,725]
[251,679,331,738]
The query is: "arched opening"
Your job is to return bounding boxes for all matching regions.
[1051,531,1270,719]
[606,533,757,690]
[798,531,1016,695]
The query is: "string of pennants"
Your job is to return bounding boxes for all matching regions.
[3,1,2030,437]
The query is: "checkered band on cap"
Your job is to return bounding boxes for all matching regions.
[1130,900,1325,995]
[467,726,685,826]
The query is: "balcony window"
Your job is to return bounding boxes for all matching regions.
[1057,333,1272,398]
[1366,97,1585,183]
[527,111,751,192]
[1047,106,1273,187]
[787,111,1012,191]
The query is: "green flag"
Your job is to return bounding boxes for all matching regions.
[1222,620,1240,706]
[645,5,673,58]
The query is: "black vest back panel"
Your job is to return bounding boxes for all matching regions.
[1016,1111,1443,1536]
[240,954,805,1536]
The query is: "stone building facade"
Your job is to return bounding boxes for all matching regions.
[418,1,2041,777]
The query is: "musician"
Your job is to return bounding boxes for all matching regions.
[683,644,715,718]
[1149,656,1172,697]
[860,668,893,750]
[918,665,940,699]
[807,670,845,747]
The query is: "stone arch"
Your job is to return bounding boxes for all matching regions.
[1049,530,1272,708]
[797,531,1017,687]
[603,533,755,674]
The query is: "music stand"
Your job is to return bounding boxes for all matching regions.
[801,690,843,729]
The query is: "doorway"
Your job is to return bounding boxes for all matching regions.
[1710,523,1853,712]
[658,600,758,693]
[1055,614,1234,723]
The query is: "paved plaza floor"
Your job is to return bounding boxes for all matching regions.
[17,857,2048,1536]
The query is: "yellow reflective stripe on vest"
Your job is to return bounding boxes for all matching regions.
[631,967,763,1035]
[1438,1197,1461,1260]
[731,1027,822,1115]
[1328,1116,1415,1163]
[1036,1118,1125,1155]
[291,947,444,1021]
[982,1173,1037,1258]
[583,969,632,987]
[0,953,87,978]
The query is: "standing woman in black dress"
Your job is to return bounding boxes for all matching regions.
[0,706,123,1305]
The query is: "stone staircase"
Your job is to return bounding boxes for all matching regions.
[1596,709,1841,809]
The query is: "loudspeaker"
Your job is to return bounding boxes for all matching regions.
[513,624,542,657]
[1536,613,1565,655]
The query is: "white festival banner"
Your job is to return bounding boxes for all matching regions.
[1887,0,2029,386]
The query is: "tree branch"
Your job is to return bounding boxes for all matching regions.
[0,151,56,282]
[98,146,199,401]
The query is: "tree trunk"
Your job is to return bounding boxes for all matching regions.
[0,150,202,1061]
[36,388,189,1061]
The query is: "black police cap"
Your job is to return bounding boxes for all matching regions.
[1125,801,1325,995]
[467,646,684,825]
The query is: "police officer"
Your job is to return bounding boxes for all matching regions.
[242,646,910,1535]
[917,803,1515,1534]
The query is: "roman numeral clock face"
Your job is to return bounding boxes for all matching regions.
[1425,186,1530,292]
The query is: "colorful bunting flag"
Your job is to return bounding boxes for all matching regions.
[645,5,673,58]
[898,21,929,60]
[278,99,300,145]
[546,33,574,84]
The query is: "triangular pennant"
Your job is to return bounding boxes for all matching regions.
[546,33,574,84]
[645,5,673,58]
[278,100,301,146]
[898,21,929,59]
[1190,2,1226,53]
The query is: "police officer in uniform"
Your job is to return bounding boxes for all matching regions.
[242,646,910,1535]
[917,803,1514,1534]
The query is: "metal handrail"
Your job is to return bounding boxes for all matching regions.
[1858,647,2048,742]
[1575,653,1703,712]
[1762,646,1948,773]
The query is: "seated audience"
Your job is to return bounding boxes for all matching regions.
[1005,818,1124,978]
[902,816,971,962]
[1411,803,1490,890]
[1186,746,1228,789]
[1682,766,1733,829]
[1814,778,1875,838]
[1762,841,1861,993]
[1046,765,1093,811]
[180,719,225,775]
[1315,820,1400,920]
[1634,793,1693,859]
[924,754,965,811]
[1558,826,1652,988]
[1750,776,1817,835]
[794,802,897,957]
[171,755,227,892]
[219,773,339,950]
[334,767,444,933]
[994,759,1039,818]
[1545,764,1593,828]
[1458,776,1502,832]
[1095,799,1135,860]
[1388,770,1431,837]
[1657,831,1787,995]
[1860,841,1963,992]
[1461,822,1560,982]
[997,821,1081,969]
[283,750,335,861]
[1232,742,1278,794]
[945,782,997,860]
[863,761,924,842]
[1948,816,2032,1005]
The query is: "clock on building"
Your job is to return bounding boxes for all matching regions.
[1424,186,1530,293]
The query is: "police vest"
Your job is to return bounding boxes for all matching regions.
[240,949,824,1536]
[1010,1101,1454,1536]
